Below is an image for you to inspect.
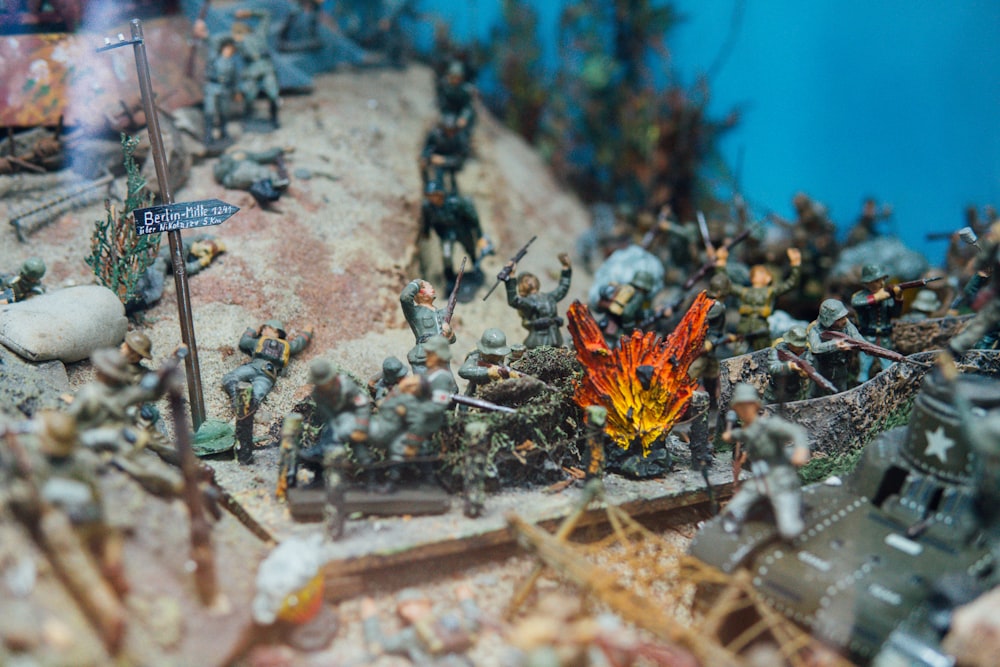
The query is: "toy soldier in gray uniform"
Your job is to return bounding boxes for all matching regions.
[119,331,153,385]
[419,113,470,193]
[303,359,373,467]
[221,319,312,408]
[400,278,456,348]
[436,60,477,136]
[947,220,1000,360]
[900,289,941,322]
[1,256,46,304]
[232,8,281,127]
[851,264,903,382]
[688,273,731,409]
[721,383,810,541]
[362,585,480,665]
[422,335,459,394]
[459,328,521,397]
[764,326,816,404]
[368,375,450,486]
[214,147,290,206]
[368,356,407,405]
[420,179,486,289]
[807,299,865,394]
[202,37,240,146]
[503,253,573,348]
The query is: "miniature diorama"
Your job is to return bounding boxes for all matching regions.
[1,2,998,666]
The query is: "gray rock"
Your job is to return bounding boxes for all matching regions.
[588,245,665,308]
[832,237,929,281]
[0,285,128,363]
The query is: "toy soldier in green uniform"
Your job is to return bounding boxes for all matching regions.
[419,113,470,193]
[458,328,521,397]
[214,147,290,206]
[715,246,802,352]
[232,9,281,127]
[764,326,816,404]
[368,356,407,405]
[1,257,46,304]
[368,375,450,486]
[851,264,904,382]
[807,299,865,394]
[300,359,374,483]
[503,253,572,348]
[202,37,240,145]
[362,585,480,664]
[221,319,312,408]
[721,383,810,541]
[436,60,476,136]
[400,278,456,349]
[947,221,1000,360]
[420,180,486,290]
[422,335,459,394]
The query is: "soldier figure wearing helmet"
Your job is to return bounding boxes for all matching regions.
[422,334,459,394]
[503,252,573,349]
[900,289,941,322]
[765,326,816,404]
[420,178,488,294]
[221,319,312,408]
[119,331,153,385]
[419,113,470,193]
[807,299,865,394]
[688,272,732,409]
[435,60,476,136]
[1,256,46,303]
[368,356,408,406]
[458,328,522,397]
[720,383,810,541]
[715,246,802,352]
[851,263,904,382]
[594,269,659,347]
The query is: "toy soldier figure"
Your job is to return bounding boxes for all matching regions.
[368,375,450,485]
[302,359,373,467]
[362,586,480,664]
[1,256,46,304]
[213,147,290,206]
[130,235,226,311]
[594,270,658,347]
[459,328,521,397]
[202,37,240,146]
[720,383,810,541]
[845,197,892,247]
[232,9,281,127]
[435,60,476,136]
[400,278,456,349]
[70,349,162,431]
[503,253,573,349]
[422,335,459,394]
[715,246,802,352]
[407,345,427,376]
[119,331,153,385]
[807,299,865,394]
[851,264,903,382]
[900,289,941,322]
[368,356,407,405]
[688,273,731,409]
[764,326,816,404]
[420,179,486,291]
[221,319,312,408]
[419,113,470,193]
[947,220,1000,360]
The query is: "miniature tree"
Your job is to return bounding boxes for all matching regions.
[86,134,160,306]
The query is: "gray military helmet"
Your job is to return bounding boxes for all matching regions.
[422,335,452,362]
[731,383,762,405]
[630,270,656,292]
[910,289,941,313]
[20,257,45,280]
[308,359,337,386]
[263,319,287,338]
[818,299,849,327]
[477,328,511,356]
[381,356,407,383]
[783,326,808,348]
[860,264,888,283]
[707,272,730,298]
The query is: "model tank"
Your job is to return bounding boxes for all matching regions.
[690,371,998,664]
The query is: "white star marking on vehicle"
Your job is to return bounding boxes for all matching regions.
[924,426,954,464]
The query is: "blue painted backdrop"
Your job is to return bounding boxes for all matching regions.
[421,1,1000,264]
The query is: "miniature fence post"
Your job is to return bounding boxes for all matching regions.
[234,382,256,465]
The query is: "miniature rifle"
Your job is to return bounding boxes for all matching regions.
[638,206,671,249]
[682,226,753,292]
[482,235,537,301]
[476,359,555,391]
[819,330,931,369]
[775,347,837,394]
[894,275,942,291]
[449,393,517,414]
[697,210,715,257]
[443,256,466,326]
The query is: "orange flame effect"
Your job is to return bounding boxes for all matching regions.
[567,293,713,456]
